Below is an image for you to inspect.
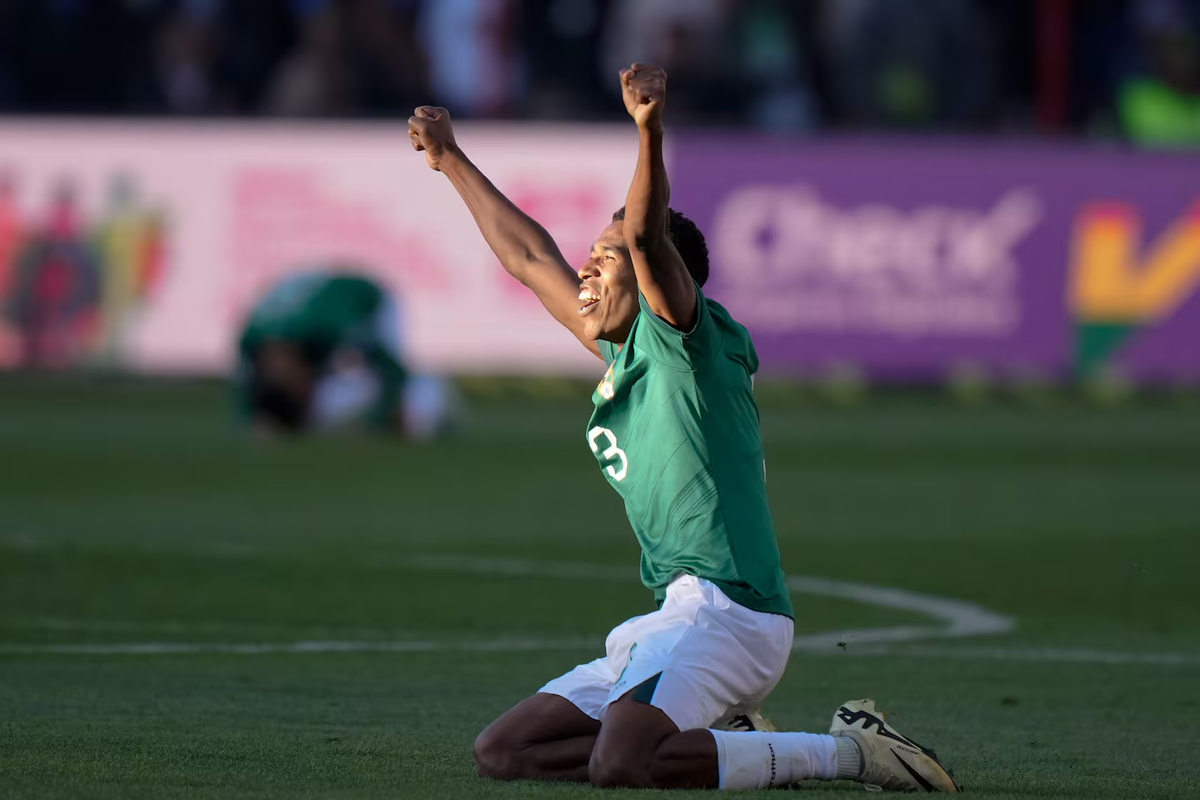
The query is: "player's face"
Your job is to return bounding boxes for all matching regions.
[577,221,639,342]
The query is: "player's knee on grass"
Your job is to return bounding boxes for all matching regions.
[589,732,718,789]
[474,693,601,782]
[587,693,683,789]
[588,749,651,789]
[472,727,519,781]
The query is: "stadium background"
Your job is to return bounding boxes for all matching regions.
[1,2,1198,799]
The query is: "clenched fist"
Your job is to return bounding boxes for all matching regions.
[408,106,458,171]
[621,64,666,130]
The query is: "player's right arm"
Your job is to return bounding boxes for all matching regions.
[407,106,602,360]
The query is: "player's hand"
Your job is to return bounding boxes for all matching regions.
[621,64,666,131]
[408,106,458,171]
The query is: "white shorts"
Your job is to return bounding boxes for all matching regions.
[308,292,461,437]
[539,574,794,732]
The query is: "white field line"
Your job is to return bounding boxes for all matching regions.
[2,556,1195,666]
[2,638,1197,667]
[407,556,1018,647]
[788,575,1014,648]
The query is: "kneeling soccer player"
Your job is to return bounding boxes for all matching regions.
[234,268,460,440]
[407,65,960,791]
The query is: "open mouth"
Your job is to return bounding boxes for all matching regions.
[578,287,601,316]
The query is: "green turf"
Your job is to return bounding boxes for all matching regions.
[1,379,1198,799]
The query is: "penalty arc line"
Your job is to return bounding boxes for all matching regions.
[403,555,1018,649]
[1,555,1196,666]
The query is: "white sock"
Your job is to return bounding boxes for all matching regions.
[709,730,859,789]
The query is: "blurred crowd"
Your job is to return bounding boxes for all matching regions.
[0,0,1198,144]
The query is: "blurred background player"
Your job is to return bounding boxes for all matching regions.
[235,268,461,439]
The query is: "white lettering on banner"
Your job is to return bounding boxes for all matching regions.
[587,426,628,481]
[711,186,1043,337]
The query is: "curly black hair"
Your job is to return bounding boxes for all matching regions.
[611,207,710,288]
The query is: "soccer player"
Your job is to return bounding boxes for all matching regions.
[407,65,960,792]
[235,268,459,440]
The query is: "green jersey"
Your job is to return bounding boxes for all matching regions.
[590,287,793,618]
[236,272,406,427]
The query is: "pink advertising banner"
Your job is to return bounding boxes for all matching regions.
[0,122,633,376]
[6,125,1200,382]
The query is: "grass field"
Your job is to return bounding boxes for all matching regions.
[1,378,1198,799]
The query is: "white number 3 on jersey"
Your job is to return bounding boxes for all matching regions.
[587,427,628,482]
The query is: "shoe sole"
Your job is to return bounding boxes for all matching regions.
[889,742,961,793]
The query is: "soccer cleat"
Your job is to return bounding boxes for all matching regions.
[829,699,960,793]
[713,707,778,733]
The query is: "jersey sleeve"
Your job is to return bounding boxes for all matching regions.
[630,283,723,369]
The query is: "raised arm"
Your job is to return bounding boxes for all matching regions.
[407,106,601,360]
[619,65,697,331]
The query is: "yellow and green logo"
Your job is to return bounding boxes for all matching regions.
[1069,202,1200,375]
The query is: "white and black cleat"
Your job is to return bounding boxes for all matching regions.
[830,699,961,793]
[712,707,778,733]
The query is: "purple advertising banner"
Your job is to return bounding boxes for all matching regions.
[670,138,1200,381]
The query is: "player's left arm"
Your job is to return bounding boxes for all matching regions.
[619,63,697,331]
